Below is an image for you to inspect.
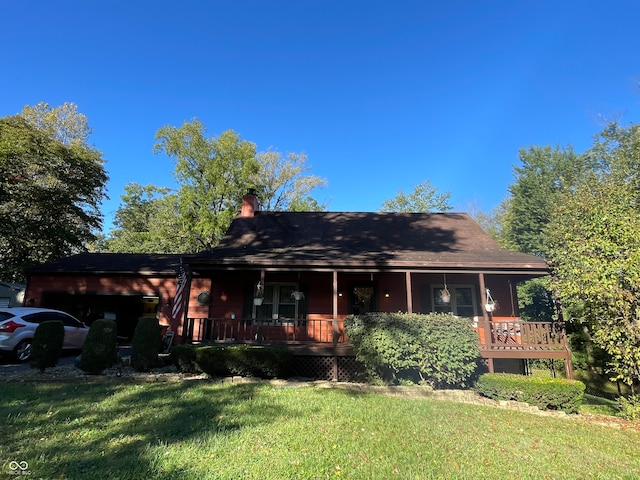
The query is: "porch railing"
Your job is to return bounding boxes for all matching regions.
[182,316,569,352]
[182,317,347,345]
[478,319,568,351]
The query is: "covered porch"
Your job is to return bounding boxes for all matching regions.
[178,268,573,379]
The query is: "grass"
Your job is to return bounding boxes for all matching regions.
[0,380,639,479]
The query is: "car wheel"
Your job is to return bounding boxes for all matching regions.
[14,340,32,362]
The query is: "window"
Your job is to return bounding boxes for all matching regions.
[254,283,301,320]
[432,285,476,317]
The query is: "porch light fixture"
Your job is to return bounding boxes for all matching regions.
[485,288,496,313]
[338,290,343,297]
[384,290,390,298]
[291,290,305,301]
[254,282,264,306]
[440,274,451,304]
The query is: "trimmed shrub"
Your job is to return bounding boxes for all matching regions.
[131,317,162,372]
[30,320,65,373]
[171,344,201,373]
[80,319,118,375]
[195,347,230,377]
[476,373,586,414]
[225,345,293,378]
[345,312,481,388]
[185,345,293,379]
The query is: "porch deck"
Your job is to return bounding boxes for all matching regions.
[181,316,573,378]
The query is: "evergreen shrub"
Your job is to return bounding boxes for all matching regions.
[476,373,586,413]
[170,344,200,373]
[345,312,481,388]
[79,319,118,374]
[173,345,293,378]
[131,317,162,372]
[30,320,65,373]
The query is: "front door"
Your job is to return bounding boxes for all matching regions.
[350,284,376,315]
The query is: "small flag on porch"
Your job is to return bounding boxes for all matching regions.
[172,265,188,323]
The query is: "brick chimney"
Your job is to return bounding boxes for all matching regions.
[240,188,259,217]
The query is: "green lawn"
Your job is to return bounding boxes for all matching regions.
[1,379,639,479]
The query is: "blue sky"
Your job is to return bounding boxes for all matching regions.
[2,1,639,232]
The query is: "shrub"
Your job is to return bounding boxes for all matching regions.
[225,345,293,378]
[171,344,201,373]
[345,312,481,388]
[79,319,118,375]
[188,345,293,379]
[476,373,586,414]
[30,320,65,373]
[617,395,640,420]
[131,317,162,372]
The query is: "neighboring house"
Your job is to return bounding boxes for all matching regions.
[24,254,184,340]
[0,281,25,307]
[177,191,572,380]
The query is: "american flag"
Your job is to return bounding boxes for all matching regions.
[171,265,188,322]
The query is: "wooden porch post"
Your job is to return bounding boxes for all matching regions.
[332,270,339,381]
[479,273,494,373]
[405,271,413,313]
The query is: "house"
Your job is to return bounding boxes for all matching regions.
[177,191,573,380]
[24,254,184,340]
[22,190,572,381]
[0,281,25,307]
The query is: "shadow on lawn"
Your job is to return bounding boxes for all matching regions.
[1,380,295,478]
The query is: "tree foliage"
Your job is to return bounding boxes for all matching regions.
[103,183,182,253]
[253,150,327,212]
[21,102,93,148]
[154,121,259,251]
[543,123,640,388]
[0,114,107,282]
[105,120,326,253]
[502,145,591,256]
[380,179,452,213]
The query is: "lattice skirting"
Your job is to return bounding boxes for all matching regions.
[291,355,366,382]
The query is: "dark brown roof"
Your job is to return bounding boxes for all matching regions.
[185,212,549,273]
[27,253,183,276]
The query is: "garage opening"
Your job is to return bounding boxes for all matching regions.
[40,292,160,342]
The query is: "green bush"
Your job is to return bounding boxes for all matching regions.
[30,320,65,373]
[476,373,586,414]
[79,319,118,375]
[345,312,481,388]
[170,344,201,373]
[174,345,293,379]
[131,317,162,372]
[195,346,230,377]
[617,395,640,420]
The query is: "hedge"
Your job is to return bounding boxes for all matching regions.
[345,312,481,387]
[172,344,293,379]
[476,373,586,413]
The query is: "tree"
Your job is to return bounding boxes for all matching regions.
[21,102,93,148]
[380,180,452,213]
[253,150,327,211]
[0,115,107,282]
[103,183,182,253]
[106,120,327,254]
[501,145,592,256]
[547,178,640,389]
[154,120,259,251]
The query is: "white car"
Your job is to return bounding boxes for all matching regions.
[0,307,90,362]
